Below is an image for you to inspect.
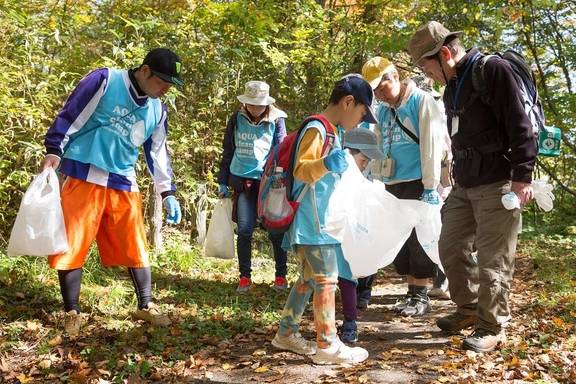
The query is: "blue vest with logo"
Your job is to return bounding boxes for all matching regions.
[63,69,162,177]
[284,121,341,248]
[376,89,425,183]
[230,113,277,180]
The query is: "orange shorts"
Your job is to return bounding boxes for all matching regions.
[48,177,149,270]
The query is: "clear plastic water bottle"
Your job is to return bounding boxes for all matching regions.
[265,167,291,220]
[501,191,520,210]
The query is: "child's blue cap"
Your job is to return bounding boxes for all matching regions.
[337,74,378,124]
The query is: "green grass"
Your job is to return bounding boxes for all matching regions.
[0,230,301,381]
[519,230,576,319]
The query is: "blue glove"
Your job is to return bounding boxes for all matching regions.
[323,149,348,173]
[163,196,182,224]
[421,189,441,205]
[218,184,231,198]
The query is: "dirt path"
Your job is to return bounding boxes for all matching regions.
[178,270,480,384]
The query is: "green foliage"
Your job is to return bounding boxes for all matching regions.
[0,0,574,243]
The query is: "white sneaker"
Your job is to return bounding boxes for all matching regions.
[312,339,368,365]
[272,332,316,355]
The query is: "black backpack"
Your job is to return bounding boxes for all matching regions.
[471,49,545,136]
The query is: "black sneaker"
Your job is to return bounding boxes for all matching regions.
[356,298,369,310]
[400,297,431,317]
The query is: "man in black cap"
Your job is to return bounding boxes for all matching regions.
[41,48,184,336]
[407,22,537,352]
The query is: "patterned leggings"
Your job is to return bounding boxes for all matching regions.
[278,244,338,349]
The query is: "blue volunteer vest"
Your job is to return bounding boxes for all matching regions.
[63,69,162,177]
[230,113,276,180]
[284,121,341,248]
[376,89,425,183]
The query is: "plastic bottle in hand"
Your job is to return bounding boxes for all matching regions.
[265,167,292,220]
[501,192,521,210]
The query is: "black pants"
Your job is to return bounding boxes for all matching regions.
[387,180,438,279]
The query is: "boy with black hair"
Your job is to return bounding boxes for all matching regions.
[271,74,376,365]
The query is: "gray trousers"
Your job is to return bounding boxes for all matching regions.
[439,181,521,333]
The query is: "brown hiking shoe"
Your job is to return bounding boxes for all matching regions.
[132,303,171,327]
[462,328,506,352]
[64,310,82,337]
[436,312,476,332]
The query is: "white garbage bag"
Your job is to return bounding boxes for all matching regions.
[325,154,419,278]
[204,198,235,259]
[7,168,69,256]
[532,178,555,212]
[404,200,444,271]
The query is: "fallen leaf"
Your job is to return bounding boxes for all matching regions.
[358,374,369,383]
[48,335,62,346]
[254,365,269,373]
[252,349,266,356]
[222,363,234,370]
[16,374,33,383]
[38,360,51,369]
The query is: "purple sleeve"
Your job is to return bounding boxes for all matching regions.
[143,104,176,198]
[274,117,287,144]
[217,112,238,185]
[44,68,109,157]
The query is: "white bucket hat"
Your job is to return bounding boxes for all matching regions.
[237,81,276,106]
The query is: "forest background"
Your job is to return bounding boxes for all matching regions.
[0,0,575,382]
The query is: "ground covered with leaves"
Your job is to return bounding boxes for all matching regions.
[0,232,575,383]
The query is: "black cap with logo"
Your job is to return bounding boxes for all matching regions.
[142,48,184,87]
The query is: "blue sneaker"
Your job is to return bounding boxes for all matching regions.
[340,320,358,343]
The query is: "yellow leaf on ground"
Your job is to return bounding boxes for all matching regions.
[252,349,266,356]
[254,365,269,373]
[16,374,33,383]
[48,335,62,346]
[38,360,51,369]
[552,317,565,327]
[358,374,369,383]
[222,363,234,370]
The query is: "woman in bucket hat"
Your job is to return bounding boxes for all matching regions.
[217,81,289,293]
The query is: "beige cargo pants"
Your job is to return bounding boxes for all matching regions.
[439,180,522,333]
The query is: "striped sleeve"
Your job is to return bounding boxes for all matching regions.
[143,104,176,197]
[44,68,109,157]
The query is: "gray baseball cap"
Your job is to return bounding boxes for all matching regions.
[344,128,385,160]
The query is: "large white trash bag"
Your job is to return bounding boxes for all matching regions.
[404,200,444,271]
[7,168,69,256]
[325,153,419,278]
[204,198,235,259]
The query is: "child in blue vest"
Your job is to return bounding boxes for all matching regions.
[217,81,288,293]
[271,74,377,365]
[337,128,385,343]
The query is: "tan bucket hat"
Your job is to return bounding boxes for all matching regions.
[407,21,461,64]
[237,81,276,106]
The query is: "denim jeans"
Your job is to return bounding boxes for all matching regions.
[236,190,287,278]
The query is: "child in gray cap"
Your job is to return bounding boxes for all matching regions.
[336,128,385,343]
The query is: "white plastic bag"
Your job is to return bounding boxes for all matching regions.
[7,168,69,256]
[532,178,555,212]
[325,154,419,277]
[195,184,208,246]
[204,198,235,259]
[404,200,444,271]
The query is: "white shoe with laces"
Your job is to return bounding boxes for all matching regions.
[272,332,316,355]
[312,338,368,365]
